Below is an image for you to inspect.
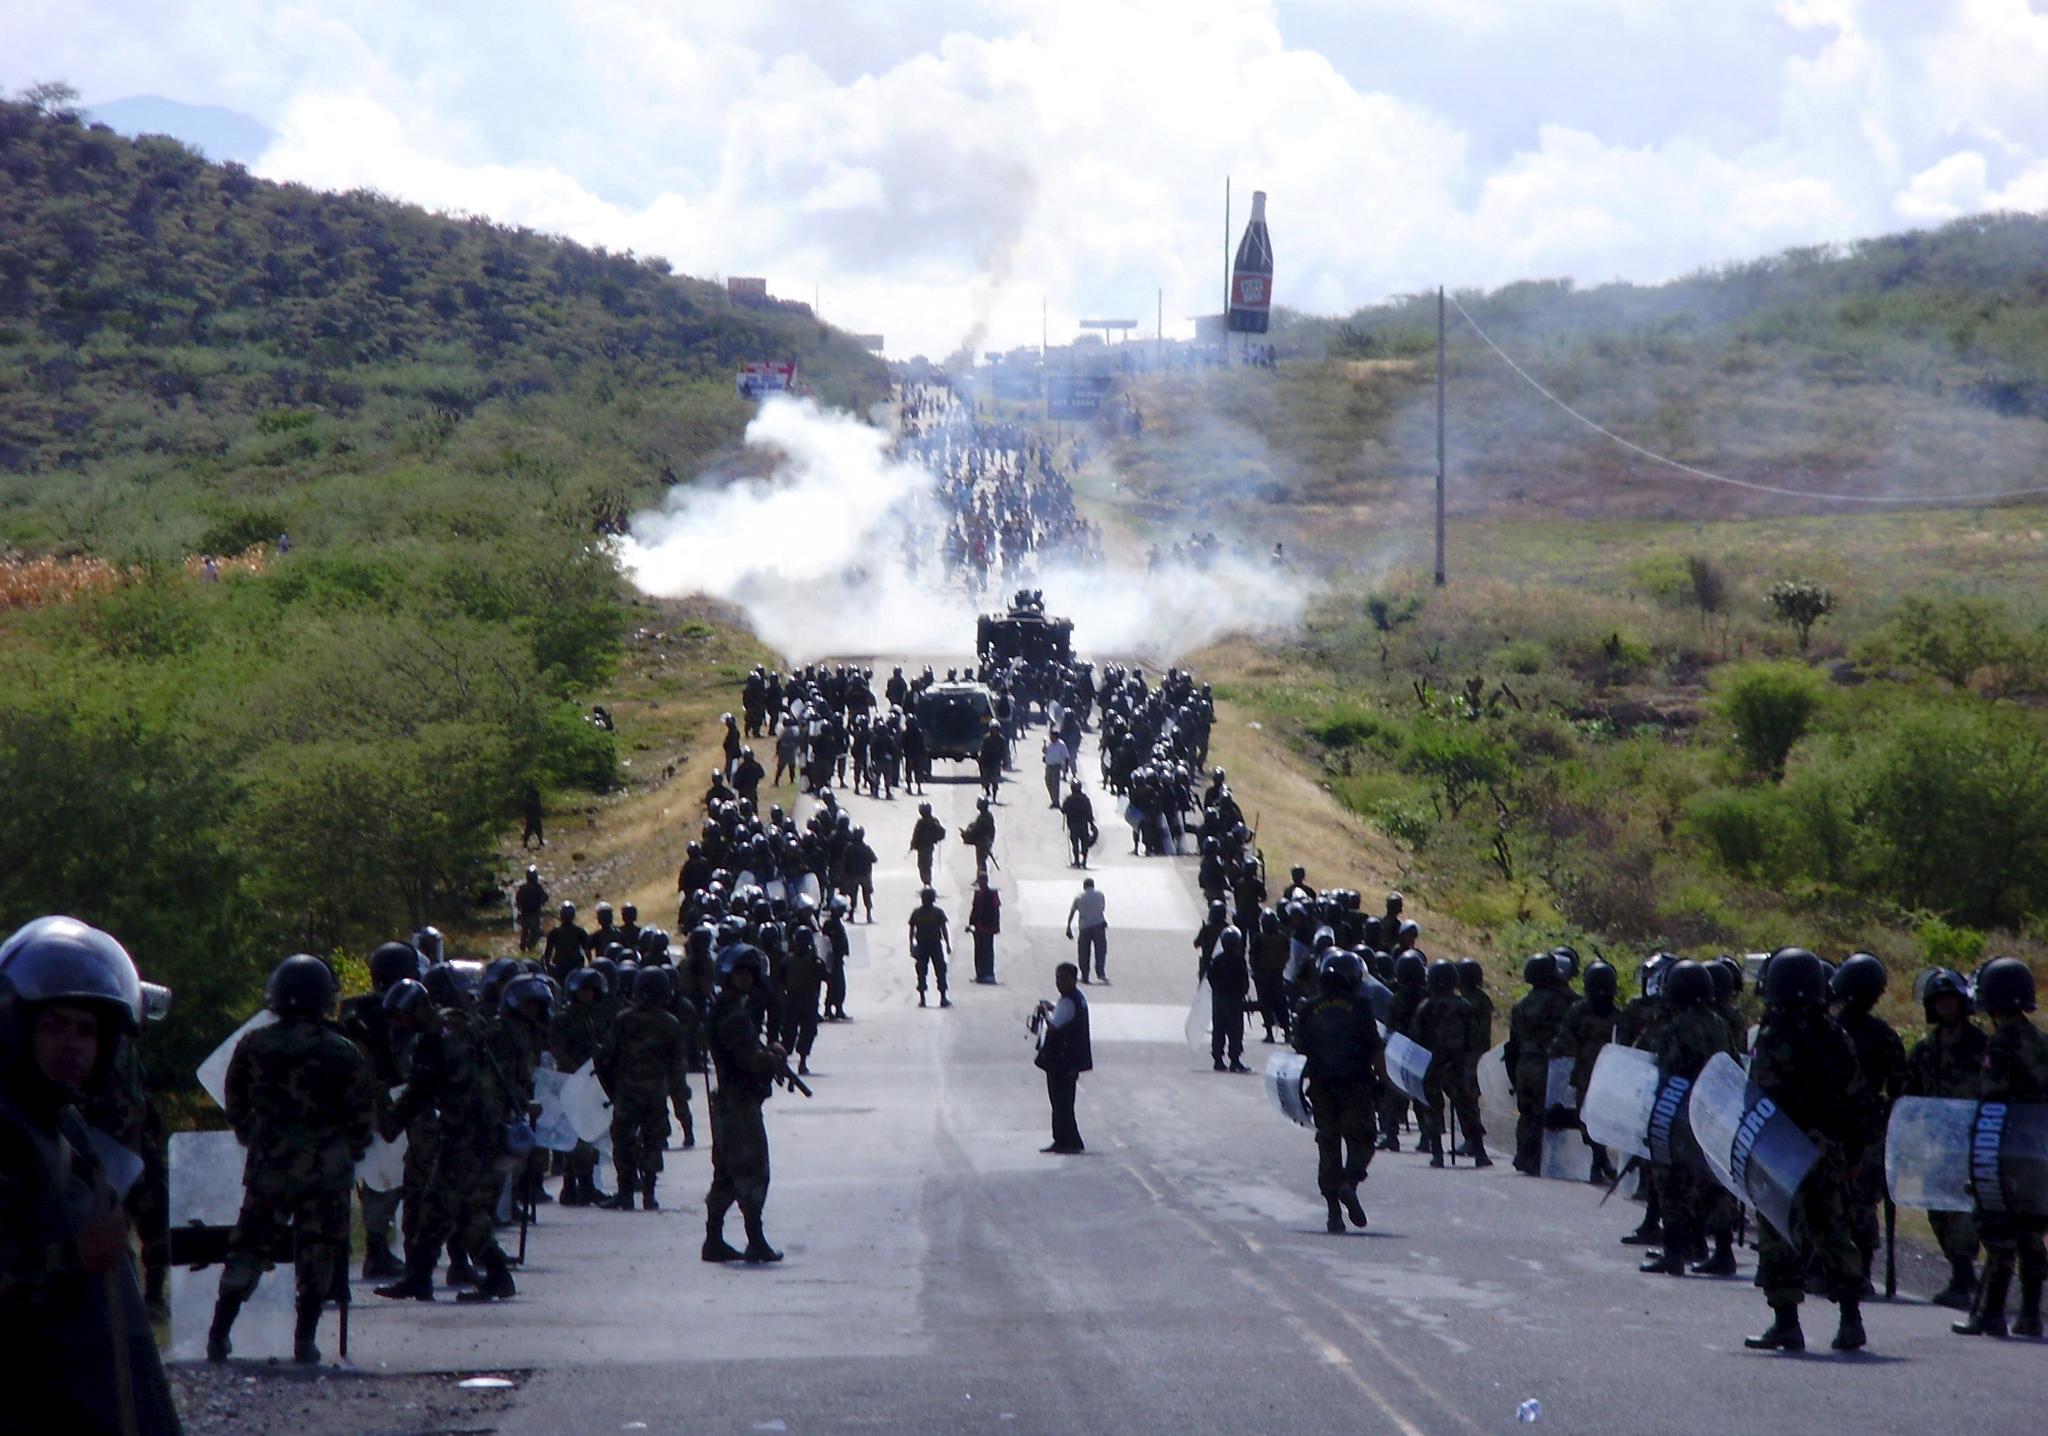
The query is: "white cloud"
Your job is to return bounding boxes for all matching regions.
[6,0,2048,357]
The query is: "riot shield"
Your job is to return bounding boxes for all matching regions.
[1265,1051,1312,1129]
[786,873,822,906]
[86,1126,145,1202]
[1477,1042,1517,1141]
[1886,1097,2048,1218]
[1360,975,1395,1025]
[169,1129,294,1362]
[1687,1051,1818,1239]
[1580,1044,1660,1161]
[559,1064,613,1145]
[356,1132,409,1189]
[1185,979,1211,1055]
[1384,1033,1433,1103]
[1541,1127,1594,1182]
[734,870,759,896]
[1543,1057,1577,1111]
[195,1010,277,1112]
[530,1068,581,1154]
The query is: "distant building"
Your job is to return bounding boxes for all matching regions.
[728,276,769,304]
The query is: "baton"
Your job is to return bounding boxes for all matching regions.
[1884,1196,1897,1300]
[1447,1101,1459,1169]
[1597,1154,1641,1208]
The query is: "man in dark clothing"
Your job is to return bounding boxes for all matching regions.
[909,804,947,887]
[1202,925,1251,1073]
[1506,953,1575,1174]
[1952,957,2048,1339]
[967,876,1002,984]
[543,902,588,983]
[1902,968,1987,1309]
[1830,954,1905,1295]
[1294,950,1382,1233]
[521,786,544,848]
[703,947,787,1264]
[961,799,997,880]
[515,867,548,950]
[1032,963,1092,1153]
[1061,781,1099,867]
[908,888,953,1009]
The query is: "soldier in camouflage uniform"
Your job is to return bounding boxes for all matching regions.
[375,974,523,1305]
[1504,953,1575,1175]
[1550,959,1619,1183]
[1830,954,1905,1296]
[341,940,419,1279]
[1617,954,1673,1246]
[1638,961,1739,1278]
[1902,968,1986,1309]
[209,956,374,1365]
[602,967,693,1211]
[550,967,612,1205]
[1952,957,2048,1339]
[704,944,787,1264]
[1743,949,1870,1354]
[488,973,551,1211]
[1413,960,1486,1166]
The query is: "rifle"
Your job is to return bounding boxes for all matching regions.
[776,1059,816,1099]
[1597,1154,1641,1207]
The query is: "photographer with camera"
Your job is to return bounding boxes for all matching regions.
[1029,963,1093,1154]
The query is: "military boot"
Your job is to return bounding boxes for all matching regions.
[375,1245,438,1302]
[1691,1235,1738,1277]
[1427,1136,1445,1169]
[1831,1299,1866,1352]
[1213,1056,1228,1072]
[1744,1302,1804,1352]
[1470,1143,1494,1169]
[205,1291,245,1364]
[1953,1257,2012,1338]
[1929,1257,1976,1311]
[558,1170,589,1207]
[293,1293,324,1365]
[456,1250,517,1303]
[641,1175,660,1210]
[1340,1184,1368,1231]
[743,1212,784,1263]
[1325,1198,1345,1234]
[603,1164,640,1210]
[2011,1278,2042,1339]
[1639,1248,1688,1276]
[702,1215,744,1263]
[362,1238,403,1281]
[1620,1218,1662,1247]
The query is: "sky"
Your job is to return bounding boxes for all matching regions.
[8,0,2048,359]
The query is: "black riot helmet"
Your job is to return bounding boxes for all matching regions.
[717,943,769,985]
[635,967,674,1006]
[1715,954,1745,996]
[1830,953,1886,1009]
[1974,957,2038,1017]
[1218,926,1245,954]
[1706,960,1736,1005]
[501,972,555,1018]
[1522,952,1557,987]
[266,954,338,1017]
[1456,958,1486,991]
[1396,920,1420,949]
[1391,950,1425,987]
[590,955,620,991]
[412,926,445,965]
[1425,959,1460,996]
[1551,946,1580,983]
[0,916,145,1079]
[1583,961,1618,1003]
[369,941,422,993]
[1760,948,1828,1008]
[1913,967,1971,1023]
[566,967,608,1002]
[421,963,464,1009]
[637,927,671,963]
[381,977,432,1023]
[1639,952,1674,998]
[1666,959,1712,1009]
[1318,949,1364,995]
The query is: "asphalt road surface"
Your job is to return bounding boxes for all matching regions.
[340,676,2040,1435]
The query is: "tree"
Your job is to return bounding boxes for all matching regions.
[1404,716,1509,819]
[1766,578,1837,651]
[1858,592,2047,697]
[1713,660,1825,780]
[19,81,79,118]
[1686,554,1727,617]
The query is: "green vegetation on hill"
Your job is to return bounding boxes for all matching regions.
[0,96,887,1081]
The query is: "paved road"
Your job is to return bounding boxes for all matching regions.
[343,677,2038,1434]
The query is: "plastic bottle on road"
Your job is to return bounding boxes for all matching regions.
[1516,1398,1542,1423]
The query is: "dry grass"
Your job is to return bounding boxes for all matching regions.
[0,553,120,608]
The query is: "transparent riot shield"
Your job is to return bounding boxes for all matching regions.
[559,1064,613,1145]
[1360,975,1395,1025]
[787,873,821,907]
[1477,1042,1517,1141]
[1687,1051,1818,1239]
[530,1068,581,1154]
[1887,1097,2048,1217]
[1185,979,1211,1055]
[1541,1127,1594,1182]
[1385,1033,1433,1102]
[1543,1057,1577,1111]
[1580,1044,1660,1160]
[195,1010,277,1112]
[1265,1051,1312,1129]
[355,1132,409,1190]
[169,1130,294,1363]
[85,1126,145,1202]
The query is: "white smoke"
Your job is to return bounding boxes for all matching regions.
[619,396,1306,665]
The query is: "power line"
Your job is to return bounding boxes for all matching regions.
[1444,292,2048,506]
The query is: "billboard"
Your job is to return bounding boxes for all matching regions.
[728,276,769,301]
[1046,372,1115,420]
[737,361,796,397]
[851,334,886,351]
[1228,191,1273,334]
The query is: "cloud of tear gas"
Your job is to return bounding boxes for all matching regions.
[618,396,1307,666]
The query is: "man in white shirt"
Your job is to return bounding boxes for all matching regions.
[1065,878,1108,984]
[1042,733,1072,809]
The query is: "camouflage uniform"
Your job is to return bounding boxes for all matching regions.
[1506,984,1575,1172]
[1650,1006,1739,1262]
[1412,991,1479,1156]
[1293,989,1383,1212]
[1748,1008,1868,1309]
[388,1009,513,1277]
[341,989,409,1268]
[1837,1006,1906,1283]
[219,1017,374,1308]
[1902,1020,1989,1269]
[604,1000,690,1200]
[1976,1016,2048,1292]
[705,988,780,1236]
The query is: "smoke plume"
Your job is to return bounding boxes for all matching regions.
[619,397,1306,665]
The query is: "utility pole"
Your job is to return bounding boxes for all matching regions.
[1222,176,1231,353]
[1435,285,1447,587]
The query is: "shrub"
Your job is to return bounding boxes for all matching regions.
[1686,788,1783,874]
[1766,578,1837,651]
[1712,660,1824,780]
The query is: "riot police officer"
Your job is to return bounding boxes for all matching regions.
[1294,950,1382,1234]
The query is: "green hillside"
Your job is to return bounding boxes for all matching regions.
[0,96,886,1080]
